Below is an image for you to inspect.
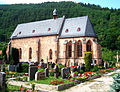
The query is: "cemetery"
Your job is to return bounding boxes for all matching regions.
[0,61,119,91]
[0,47,120,91]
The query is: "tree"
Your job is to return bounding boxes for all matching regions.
[84,52,92,71]
[9,48,19,65]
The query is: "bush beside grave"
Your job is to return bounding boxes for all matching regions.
[21,63,29,73]
[85,52,92,71]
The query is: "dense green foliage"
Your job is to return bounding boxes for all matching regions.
[21,63,29,73]
[9,48,19,65]
[110,73,120,92]
[0,1,119,62]
[85,52,92,71]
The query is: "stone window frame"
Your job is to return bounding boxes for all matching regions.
[29,47,32,59]
[76,40,82,57]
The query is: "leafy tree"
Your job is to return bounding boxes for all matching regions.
[9,48,19,65]
[84,52,92,71]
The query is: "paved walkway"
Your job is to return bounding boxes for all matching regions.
[7,69,120,92]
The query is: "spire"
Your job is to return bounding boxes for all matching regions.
[53,9,57,19]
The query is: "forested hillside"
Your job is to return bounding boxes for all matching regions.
[0,1,120,61]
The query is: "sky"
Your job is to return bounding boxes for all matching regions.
[0,0,119,9]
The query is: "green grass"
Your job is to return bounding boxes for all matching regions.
[7,84,21,91]
[29,76,73,85]
[109,73,118,77]
[7,84,29,91]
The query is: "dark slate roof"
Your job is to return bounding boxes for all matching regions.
[11,16,97,39]
[10,17,64,39]
[59,16,97,38]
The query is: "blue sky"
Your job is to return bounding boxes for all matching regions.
[0,0,119,9]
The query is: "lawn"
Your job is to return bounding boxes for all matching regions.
[29,76,73,85]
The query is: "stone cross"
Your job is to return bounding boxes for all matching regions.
[54,65,59,78]
[117,52,119,62]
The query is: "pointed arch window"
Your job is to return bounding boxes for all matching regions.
[76,41,82,57]
[19,48,22,59]
[49,49,52,59]
[87,40,92,52]
[29,47,32,59]
[67,41,72,57]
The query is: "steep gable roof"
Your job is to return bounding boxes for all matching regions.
[59,16,97,38]
[11,16,97,39]
[11,17,64,39]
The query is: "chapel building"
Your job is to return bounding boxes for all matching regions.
[8,9,102,66]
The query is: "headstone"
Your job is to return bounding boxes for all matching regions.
[61,68,70,79]
[54,65,59,78]
[52,63,55,68]
[45,68,49,77]
[67,67,70,73]
[0,72,6,91]
[39,62,44,69]
[81,64,85,71]
[35,72,45,81]
[28,65,38,81]
[8,65,17,72]
[77,66,81,73]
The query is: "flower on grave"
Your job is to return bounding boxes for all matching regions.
[37,66,40,68]
[78,73,82,77]
[74,79,78,81]
[75,66,77,68]
[70,78,74,81]
[51,69,53,72]
[72,66,74,68]
[20,88,23,91]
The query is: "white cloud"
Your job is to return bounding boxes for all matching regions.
[0,0,77,4]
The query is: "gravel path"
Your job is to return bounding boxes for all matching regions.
[61,69,120,92]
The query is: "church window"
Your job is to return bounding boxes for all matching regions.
[49,49,52,59]
[76,40,82,57]
[48,28,51,31]
[65,29,68,33]
[87,40,92,52]
[67,41,72,57]
[77,27,80,32]
[32,30,35,33]
[19,48,22,59]
[19,32,21,34]
[29,47,32,59]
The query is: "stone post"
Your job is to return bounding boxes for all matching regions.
[117,52,119,62]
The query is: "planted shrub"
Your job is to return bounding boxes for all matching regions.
[38,68,44,72]
[80,70,84,74]
[84,52,92,71]
[21,63,29,73]
[91,65,99,72]
[110,73,120,92]
[50,69,54,76]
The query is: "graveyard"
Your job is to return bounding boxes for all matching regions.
[0,60,120,91]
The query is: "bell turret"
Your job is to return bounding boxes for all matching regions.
[53,9,57,19]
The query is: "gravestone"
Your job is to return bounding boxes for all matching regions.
[61,68,70,79]
[8,65,17,72]
[67,67,71,73]
[52,63,55,68]
[35,72,45,81]
[81,64,85,71]
[77,66,81,73]
[39,62,44,69]
[54,65,59,78]
[28,65,38,81]
[0,72,6,91]
[45,68,49,77]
